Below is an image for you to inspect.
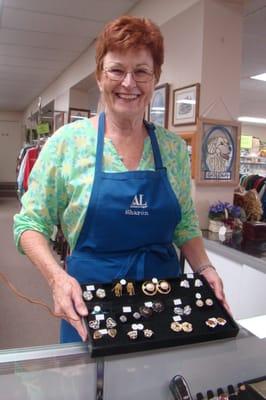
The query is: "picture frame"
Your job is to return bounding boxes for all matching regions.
[195,118,241,185]
[172,83,200,126]
[148,83,169,128]
[68,108,90,123]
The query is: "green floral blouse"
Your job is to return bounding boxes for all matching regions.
[13,118,201,253]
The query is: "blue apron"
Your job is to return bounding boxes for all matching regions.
[61,112,182,342]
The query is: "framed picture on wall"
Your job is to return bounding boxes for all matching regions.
[195,118,241,185]
[148,83,169,128]
[172,83,200,126]
[68,108,90,123]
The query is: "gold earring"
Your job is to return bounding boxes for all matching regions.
[157,280,171,294]
[112,282,123,297]
[142,281,157,296]
[127,282,135,296]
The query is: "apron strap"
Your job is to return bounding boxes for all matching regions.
[95,112,164,173]
[94,112,105,177]
[144,120,164,170]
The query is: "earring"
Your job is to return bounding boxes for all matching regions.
[127,282,135,296]
[142,281,157,296]
[96,288,106,299]
[83,290,93,301]
[127,330,138,340]
[157,280,171,294]
[139,305,153,318]
[143,329,154,338]
[112,282,123,297]
[205,298,214,306]
[180,279,190,288]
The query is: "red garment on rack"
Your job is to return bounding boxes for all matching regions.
[23,147,39,191]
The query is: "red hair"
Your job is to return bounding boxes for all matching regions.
[95,16,164,82]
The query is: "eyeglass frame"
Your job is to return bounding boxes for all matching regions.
[103,66,154,83]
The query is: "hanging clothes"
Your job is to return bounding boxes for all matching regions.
[23,147,39,191]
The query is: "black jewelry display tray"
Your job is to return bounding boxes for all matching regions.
[82,274,239,358]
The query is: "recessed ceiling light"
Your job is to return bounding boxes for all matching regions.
[250,73,266,81]
[238,116,266,124]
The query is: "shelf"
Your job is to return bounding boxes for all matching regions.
[240,162,266,165]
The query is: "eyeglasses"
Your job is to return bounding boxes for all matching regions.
[103,66,154,83]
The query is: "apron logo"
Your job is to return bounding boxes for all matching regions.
[130,194,147,209]
[125,194,149,216]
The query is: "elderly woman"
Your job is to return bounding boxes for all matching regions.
[14,16,229,343]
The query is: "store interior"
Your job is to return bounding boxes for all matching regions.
[0,2,265,398]
[0,0,265,385]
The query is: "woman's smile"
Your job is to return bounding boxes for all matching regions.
[115,93,140,100]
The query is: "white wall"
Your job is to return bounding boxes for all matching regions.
[0,112,23,182]
[88,86,100,114]
[0,112,23,123]
[54,90,70,113]
[241,123,266,142]
[129,0,200,25]
[0,122,22,182]
[160,1,204,132]
[69,89,89,110]
[200,0,243,121]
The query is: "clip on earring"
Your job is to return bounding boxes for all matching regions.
[127,282,135,296]
[142,281,157,296]
[157,280,171,294]
[112,282,123,297]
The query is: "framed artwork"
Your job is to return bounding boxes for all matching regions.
[148,83,169,128]
[195,118,241,185]
[68,108,90,123]
[172,83,200,126]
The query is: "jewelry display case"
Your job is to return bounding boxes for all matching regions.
[0,330,265,400]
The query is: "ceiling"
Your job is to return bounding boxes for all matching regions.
[0,0,266,117]
[0,0,138,111]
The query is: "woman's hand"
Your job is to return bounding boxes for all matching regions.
[50,270,88,341]
[200,268,232,315]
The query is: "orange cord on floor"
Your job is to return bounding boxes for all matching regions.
[0,271,79,322]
